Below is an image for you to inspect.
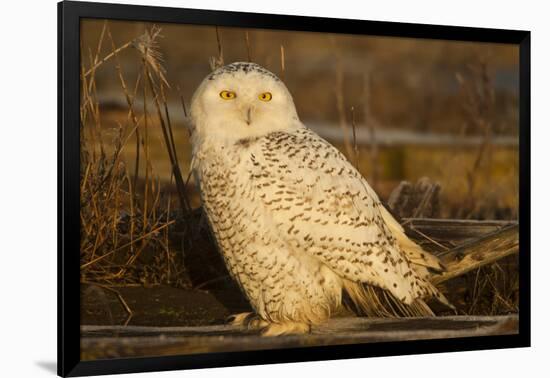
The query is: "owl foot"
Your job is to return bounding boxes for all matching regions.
[227,314,312,336]
[261,322,311,337]
[227,312,269,330]
[226,312,253,326]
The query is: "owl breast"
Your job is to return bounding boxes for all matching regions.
[193,136,343,325]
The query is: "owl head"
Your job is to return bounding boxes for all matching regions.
[190,62,301,146]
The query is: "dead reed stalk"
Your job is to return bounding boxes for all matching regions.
[334,56,354,159]
[362,71,380,191]
[209,26,225,70]
[245,31,252,62]
[79,24,191,288]
[456,59,496,218]
[350,106,359,169]
[280,44,286,82]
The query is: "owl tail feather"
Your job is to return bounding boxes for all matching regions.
[379,205,446,275]
[342,281,437,318]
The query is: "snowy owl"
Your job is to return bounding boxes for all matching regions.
[189,62,452,336]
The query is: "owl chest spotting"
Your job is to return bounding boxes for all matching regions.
[195,139,343,323]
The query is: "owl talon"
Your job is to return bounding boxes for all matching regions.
[227,312,270,331]
[247,317,269,330]
[226,315,236,323]
[226,312,254,326]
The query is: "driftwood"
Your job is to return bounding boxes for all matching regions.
[388,178,441,219]
[404,217,515,245]
[432,224,519,285]
[400,217,519,285]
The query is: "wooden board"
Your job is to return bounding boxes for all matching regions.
[404,218,515,247]
[81,315,518,360]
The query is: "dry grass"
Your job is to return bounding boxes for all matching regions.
[456,59,497,218]
[80,22,190,289]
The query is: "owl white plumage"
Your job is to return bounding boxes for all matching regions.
[189,62,452,336]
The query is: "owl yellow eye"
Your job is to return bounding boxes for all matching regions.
[219,90,237,100]
[259,92,272,102]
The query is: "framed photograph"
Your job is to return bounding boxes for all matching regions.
[58,0,530,376]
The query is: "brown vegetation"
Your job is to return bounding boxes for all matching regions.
[79,23,191,297]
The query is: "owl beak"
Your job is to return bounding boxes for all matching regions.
[245,107,252,125]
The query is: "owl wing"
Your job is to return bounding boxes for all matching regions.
[247,128,441,304]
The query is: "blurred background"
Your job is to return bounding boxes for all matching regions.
[81,19,519,220]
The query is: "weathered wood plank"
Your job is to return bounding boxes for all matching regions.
[432,224,519,284]
[404,218,516,245]
[80,315,518,359]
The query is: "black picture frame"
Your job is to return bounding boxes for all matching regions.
[58,1,531,376]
